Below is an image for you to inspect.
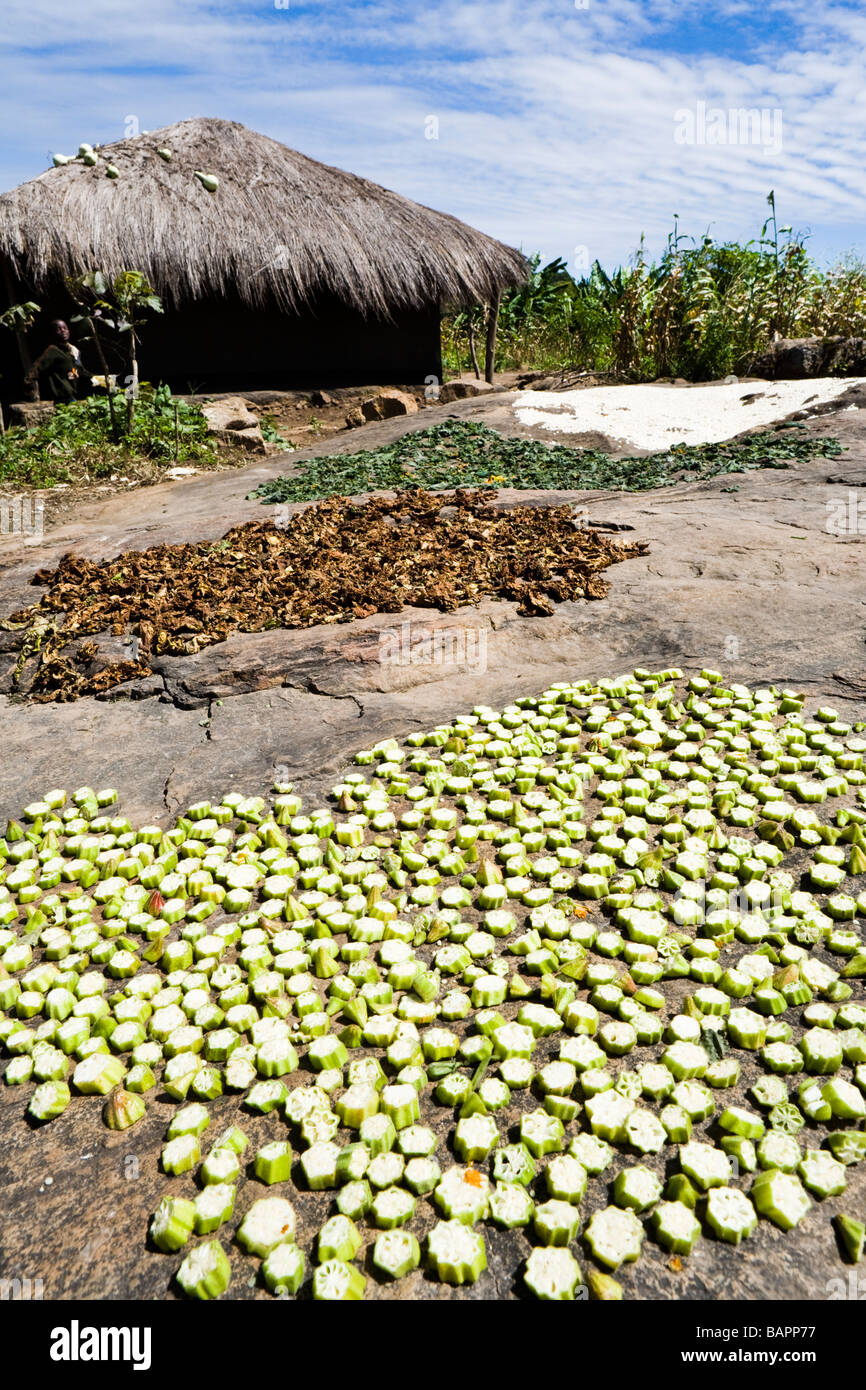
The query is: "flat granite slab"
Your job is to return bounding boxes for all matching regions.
[0,392,864,1301]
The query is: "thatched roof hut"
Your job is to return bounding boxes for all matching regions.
[0,117,527,392]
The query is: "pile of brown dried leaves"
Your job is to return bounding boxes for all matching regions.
[3,489,648,702]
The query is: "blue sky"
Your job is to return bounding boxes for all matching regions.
[1,0,865,275]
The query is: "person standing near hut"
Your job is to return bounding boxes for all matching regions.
[25,319,91,402]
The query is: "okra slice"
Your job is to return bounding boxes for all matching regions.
[662,1041,709,1081]
[798,1150,847,1199]
[435,1073,473,1106]
[125,1063,156,1094]
[380,1082,420,1129]
[71,1052,125,1095]
[150,1196,196,1252]
[262,1242,305,1296]
[426,1219,487,1285]
[245,1079,287,1114]
[586,1268,624,1300]
[478,1077,511,1111]
[757,1131,801,1173]
[255,1141,292,1185]
[768,1100,804,1135]
[599,1021,637,1057]
[359,1112,397,1156]
[544,1154,588,1204]
[537,1060,577,1097]
[317,1214,363,1262]
[492,1022,535,1059]
[193,1182,235,1235]
[300,1141,340,1190]
[256,1037,299,1078]
[679,1141,731,1190]
[585,1088,636,1142]
[623,1107,667,1155]
[454,1114,500,1162]
[671,1079,715,1122]
[524,1247,582,1300]
[489,1180,535,1229]
[103,1087,146,1130]
[613,1164,663,1212]
[639,1062,675,1102]
[336,1142,371,1185]
[750,1074,789,1109]
[760,1043,803,1075]
[650,1201,701,1255]
[236,1196,297,1256]
[800,1027,843,1075]
[725,1008,767,1051]
[703,1187,758,1245]
[583,1205,644,1269]
[372,1229,421,1280]
[493,1142,536,1187]
[718,1106,765,1141]
[370,1185,417,1229]
[822,1078,866,1120]
[161,1045,200,1100]
[823,1130,866,1166]
[337,1179,373,1219]
[751,1170,811,1230]
[397,1124,438,1157]
[313,1259,366,1300]
[404,1156,442,1195]
[533,1198,581,1247]
[28,1079,71,1122]
[569,1133,614,1175]
[175,1239,232,1300]
[520,1107,565,1158]
[434,1165,490,1224]
[367,1151,405,1190]
[499,1057,535,1088]
[167,1101,210,1139]
[4,1055,33,1085]
[211,1124,249,1157]
[201,1146,241,1186]
[834,1214,865,1264]
[665,1173,699,1208]
[336,1082,379,1130]
[161,1134,201,1176]
[705,1058,740,1089]
[720,1136,758,1173]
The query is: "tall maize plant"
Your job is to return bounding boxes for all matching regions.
[442,194,866,381]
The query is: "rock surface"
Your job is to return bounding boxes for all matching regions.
[0,388,865,1301]
[360,388,420,421]
[200,394,267,452]
[751,336,866,379]
[438,376,506,403]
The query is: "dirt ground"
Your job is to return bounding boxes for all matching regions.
[0,384,865,1302]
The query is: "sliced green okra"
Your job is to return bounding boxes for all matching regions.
[524,1247,582,1300]
[426,1220,487,1285]
[650,1201,701,1255]
[175,1240,231,1300]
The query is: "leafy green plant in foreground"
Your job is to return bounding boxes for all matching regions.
[250,420,843,506]
[0,386,217,487]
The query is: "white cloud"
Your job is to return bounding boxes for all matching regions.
[0,0,864,270]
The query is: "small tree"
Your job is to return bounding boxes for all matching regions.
[0,300,41,401]
[67,270,163,434]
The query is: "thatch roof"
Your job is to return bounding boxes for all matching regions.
[0,117,528,316]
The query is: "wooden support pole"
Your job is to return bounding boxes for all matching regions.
[484,291,500,384]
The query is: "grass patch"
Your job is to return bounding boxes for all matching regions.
[249,420,844,505]
[0,386,217,488]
